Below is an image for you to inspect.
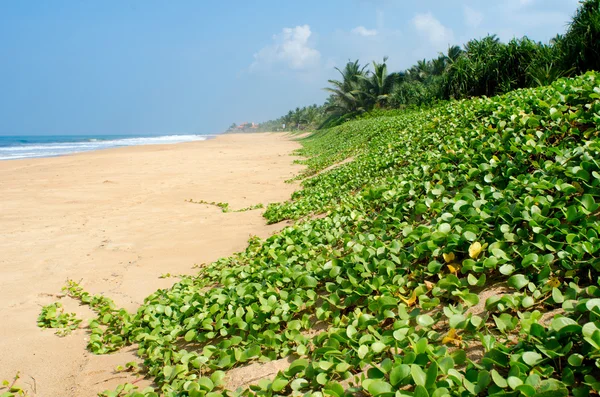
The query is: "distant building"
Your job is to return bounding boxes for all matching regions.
[232,122,259,132]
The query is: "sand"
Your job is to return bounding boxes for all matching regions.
[0,133,302,396]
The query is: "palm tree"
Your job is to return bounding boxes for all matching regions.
[324,60,369,114]
[359,57,399,108]
[303,105,320,127]
[444,35,504,98]
[290,107,305,129]
[557,0,600,74]
[430,55,448,76]
[281,111,293,130]
[406,59,432,82]
[446,45,463,63]
[527,62,574,87]
[443,54,474,99]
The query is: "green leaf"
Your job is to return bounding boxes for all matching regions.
[492,248,508,259]
[522,296,534,308]
[477,370,491,390]
[491,369,508,388]
[508,274,529,290]
[417,314,434,328]
[347,324,358,339]
[568,354,584,367]
[581,194,598,212]
[291,378,309,391]
[372,342,386,353]
[317,373,328,385]
[197,377,214,391]
[414,385,429,397]
[184,329,196,342]
[586,299,600,313]
[411,364,427,387]
[335,361,351,373]
[288,358,309,376]
[522,351,543,366]
[425,362,438,389]
[324,382,345,397]
[494,314,516,332]
[438,357,454,374]
[358,344,369,359]
[516,384,537,397]
[390,364,410,386]
[271,377,289,392]
[552,288,564,304]
[319,361,334,371]
[507,376,523,390]
[449,314,466,329]
[366,380,393,396]
[463,231,477,241]
[552,316,578,332]
[521,253,538,267]
[499,264,515,275]
[439,223,451,234]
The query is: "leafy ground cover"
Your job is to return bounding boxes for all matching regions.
[41,72,600,396]
[37,302,82,336]
[1,372,29,397]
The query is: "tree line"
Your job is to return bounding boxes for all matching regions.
[246,0,599,132]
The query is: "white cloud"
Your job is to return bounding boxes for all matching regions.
[251,25,320,71]
[352,26,378,37]
[412,12,455,49]
[463,5,483,28]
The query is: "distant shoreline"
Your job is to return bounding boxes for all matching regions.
[0,133,217,161]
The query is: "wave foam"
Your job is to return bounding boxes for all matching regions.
[0,134,212,160]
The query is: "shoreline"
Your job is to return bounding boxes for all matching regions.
[0,134,218,162]
[0,132,302,396]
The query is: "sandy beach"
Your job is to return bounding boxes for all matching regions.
[0,133,302,396]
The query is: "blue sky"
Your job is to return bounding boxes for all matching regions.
[0,0,581,136]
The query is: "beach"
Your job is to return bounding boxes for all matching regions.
[0,133,302,396]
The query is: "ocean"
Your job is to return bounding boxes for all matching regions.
[0,134,214,160]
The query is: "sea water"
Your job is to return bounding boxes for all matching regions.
[0,134,214,160]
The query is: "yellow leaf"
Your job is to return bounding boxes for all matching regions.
[469,242,482,259]
[442,329,462,346]
[547,277,561,288]
[443,252,455,263]
[447,263,460,275]
[399,290,418,307]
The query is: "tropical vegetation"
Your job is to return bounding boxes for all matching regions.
[36,70,600,397]
[248,0,599,131]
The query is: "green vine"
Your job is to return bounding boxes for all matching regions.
[37,302,82,336]
[40,73,600,397]
[186,199,264,213]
